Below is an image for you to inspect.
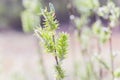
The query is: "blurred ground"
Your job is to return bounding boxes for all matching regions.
[0,31,41,80]
[0,30,73,80]
[0,28,120,80]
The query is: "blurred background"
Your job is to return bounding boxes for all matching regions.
[0,0,120,80]
[0,0,69,31]
[0,0,120,31]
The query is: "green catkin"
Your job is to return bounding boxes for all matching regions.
[35,3,68,80]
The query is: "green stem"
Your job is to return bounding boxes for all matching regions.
[36,38,49,80]
[97,38,103,80]
[39,49,49,80]
[52,35,59,65]
[95,12,102,80]
[109,30,114,80]
[52,35,60,80]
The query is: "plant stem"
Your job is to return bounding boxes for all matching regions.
[52,35,59,80]
[97,38,103,80]
[36,38,49,80]
[55,55,59,65]
[109,29,114,80]
[95,12,102,80]
[39,49,49,80]
[53,35,59,65]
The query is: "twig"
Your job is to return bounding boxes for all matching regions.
[36,38,49,80]
[52,35,60,80]
[109,28,114,80]
[52,35,59,65]
[97,38,103,80]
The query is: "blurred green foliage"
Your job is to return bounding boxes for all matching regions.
[22,0,42,14]
[92,20,111,43]
[21,11,40,32]
[21,0,41,33]
[0,0,120,29]
[73,0,99,15]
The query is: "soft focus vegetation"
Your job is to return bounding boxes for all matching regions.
[0,0,119,29]
[1,0,120,80]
